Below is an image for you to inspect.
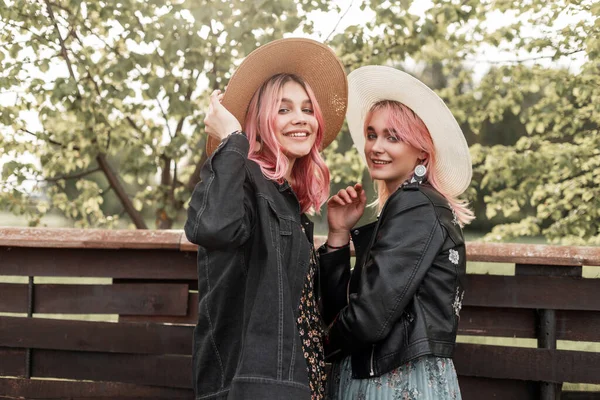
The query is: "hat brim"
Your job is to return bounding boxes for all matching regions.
[206,38,348,156]
[347,66,472,197]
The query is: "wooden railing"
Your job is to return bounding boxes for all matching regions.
[0,227,599,399]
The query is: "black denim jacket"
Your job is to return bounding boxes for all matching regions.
[185,134,315,399]
[319,183,467,378]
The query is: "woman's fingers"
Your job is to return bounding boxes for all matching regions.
[346,185,359,199]
[344,184,365,203]
[337,189,352,204]
[328,194,344,206]
[210,90,222,108]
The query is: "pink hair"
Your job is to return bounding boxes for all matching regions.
[366,100,474,226]
[244,74,330,214]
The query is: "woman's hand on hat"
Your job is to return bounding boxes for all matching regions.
[204,89,242,141]
[327,183,366,241]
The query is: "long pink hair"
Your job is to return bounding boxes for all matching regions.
[366,100,474,226]
[244,74,330,214]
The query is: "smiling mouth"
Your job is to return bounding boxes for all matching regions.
[371,159,391,165]
[284,131,309,138]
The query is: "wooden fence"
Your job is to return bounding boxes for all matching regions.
[0,227,599,399]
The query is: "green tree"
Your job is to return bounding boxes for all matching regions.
[326,0,599,244]
[2,0,599,245]
[0,0,331,228]
[446,1,599,245]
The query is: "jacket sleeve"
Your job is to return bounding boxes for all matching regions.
[328,191,445,349]
[318,245,352,326]
[184,134,256,249]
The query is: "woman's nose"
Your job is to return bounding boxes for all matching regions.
[370,137,384,153]
[291,110,308,125]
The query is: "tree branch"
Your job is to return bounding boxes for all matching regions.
[46,0,74,16]
[96,153,148,229]
[22,129,80,150]
[157,97,174,138]
[324,1,354,42]
[45,1,78,85]
[468,49,585,65]
[0,19,58,49]
[125,116,145,139]
[45,167,101,182]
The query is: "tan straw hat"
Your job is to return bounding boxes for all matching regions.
[206,38,348,155]
[347,66,472,197]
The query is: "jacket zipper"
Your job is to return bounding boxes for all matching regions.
[364,190,403,378]
[369,344,375,376]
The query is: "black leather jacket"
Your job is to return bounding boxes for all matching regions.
[319,182,466,379]
[185,134,316,399]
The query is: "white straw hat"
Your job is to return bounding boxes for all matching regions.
[347,66,472,197]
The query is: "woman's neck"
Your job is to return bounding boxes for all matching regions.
[285,158,296,184]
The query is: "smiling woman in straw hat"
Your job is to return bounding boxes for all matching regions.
[318,66,474,399]
[184,38,347,400]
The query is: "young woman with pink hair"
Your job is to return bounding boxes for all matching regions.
[319,66,473,399]
[184,39,347,400]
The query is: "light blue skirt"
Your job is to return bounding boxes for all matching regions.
[327,355,462,400]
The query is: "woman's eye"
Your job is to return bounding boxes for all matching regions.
[302,108,314,114]
[279,108,289,113]
[366,133,376,140]
[387,135,399,142]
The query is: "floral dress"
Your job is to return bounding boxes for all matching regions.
[297,249,327,399]
[328,355,462,399]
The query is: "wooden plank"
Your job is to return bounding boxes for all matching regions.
[2,228,600,267]
[120,292,198,325]
[562,392,600,400]
[0,377,193,399]
[454,343,600,384]
[179,236,197,252]
[458,376,535,400]
[0,347,25,377]
[0,317,192,355]
[0,247,196,279]
[113,278,198,292]
[316,236,600,266]
[32,350,192,388]
[516,264,583,277]
[465,275,600,310]
[557,310,600,342]
[458,307,536,338]
[0,227,183,250]
[465,242,600,266]
[0,283,26,313]
[0,284,189,315]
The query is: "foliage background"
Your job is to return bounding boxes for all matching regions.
[0,0,598,244]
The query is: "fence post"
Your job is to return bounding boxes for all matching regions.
[537,309,557,400]
[25,276,34,379]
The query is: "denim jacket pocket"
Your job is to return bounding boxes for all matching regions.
[279,218,292,236]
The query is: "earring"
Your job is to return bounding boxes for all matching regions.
[410,164,427,184]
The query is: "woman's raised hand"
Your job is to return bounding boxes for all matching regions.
[326,183,367,245]
[204,89,242,141]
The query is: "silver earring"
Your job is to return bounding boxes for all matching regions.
[410,165,427,184]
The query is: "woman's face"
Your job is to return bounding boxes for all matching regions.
[273,81,318,160]
[364,108,423,191]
